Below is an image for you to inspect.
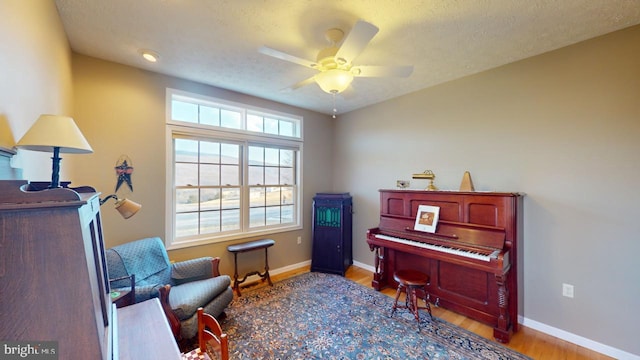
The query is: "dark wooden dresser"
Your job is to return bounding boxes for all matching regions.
[0,180,180,359]
[311,192,353,275]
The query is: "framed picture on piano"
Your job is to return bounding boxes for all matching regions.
[414,205,440,233]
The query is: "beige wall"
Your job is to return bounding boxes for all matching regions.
[335,25,640,356]
[0,0,74,178]
[70,54,334,276]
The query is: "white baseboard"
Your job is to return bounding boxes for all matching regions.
[520,317,639,360]
[245,261,639,359]
[353,260,375,273]
[270,260,312,276]
[237,260,311,285]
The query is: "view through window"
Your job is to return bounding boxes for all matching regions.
[166,89,303,248]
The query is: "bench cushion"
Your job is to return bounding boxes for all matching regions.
[227,238,275,253]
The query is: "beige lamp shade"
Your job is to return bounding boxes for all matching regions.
[100,194,142,219]
[16,114,93,154]
[114,198,142,219]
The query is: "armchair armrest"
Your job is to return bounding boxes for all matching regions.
[171,257,222,285]
[211,257,221,277]
[158,285,182,342]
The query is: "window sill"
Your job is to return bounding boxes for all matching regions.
[165,224,302,250]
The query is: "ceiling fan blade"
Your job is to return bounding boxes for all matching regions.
[352,65,414,78]
[281,76,316,92]
[335,20,379,65]
[259,46,317,69]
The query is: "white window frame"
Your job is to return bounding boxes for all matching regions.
[165,89,303,249]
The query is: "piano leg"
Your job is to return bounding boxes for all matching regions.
[371,246,385,290]
[493,273,512,343]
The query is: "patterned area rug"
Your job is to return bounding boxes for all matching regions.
[220,272,530,359]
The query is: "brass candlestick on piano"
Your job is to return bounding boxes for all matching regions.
[412,170,437,190]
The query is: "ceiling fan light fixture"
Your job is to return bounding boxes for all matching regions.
[314,69,354,94]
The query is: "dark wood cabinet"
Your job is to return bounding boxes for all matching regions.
[311,193,353,276]
[0,181,114,359]
[0,180,181,359]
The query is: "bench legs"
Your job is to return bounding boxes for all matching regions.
[231,247,273,297]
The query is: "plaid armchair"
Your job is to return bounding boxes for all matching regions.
[106,237,233,340]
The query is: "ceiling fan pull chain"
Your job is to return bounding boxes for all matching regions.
[332,91,338,118]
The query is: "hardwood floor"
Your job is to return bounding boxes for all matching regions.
[265,265,613,360]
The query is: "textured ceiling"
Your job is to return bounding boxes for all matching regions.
[54,0,640,116]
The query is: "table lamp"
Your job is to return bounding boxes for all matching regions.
[16,114,93,188]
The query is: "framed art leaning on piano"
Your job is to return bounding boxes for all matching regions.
[414,205,440,233]
[367,189,523,343]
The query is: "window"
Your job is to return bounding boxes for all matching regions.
[170,94,300,138]
[166,89,303,249]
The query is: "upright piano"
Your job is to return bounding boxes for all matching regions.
[366,189,523,343]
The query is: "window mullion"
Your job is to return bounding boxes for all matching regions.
[241,141,249,232]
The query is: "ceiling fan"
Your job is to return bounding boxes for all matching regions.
[259,20,414,96]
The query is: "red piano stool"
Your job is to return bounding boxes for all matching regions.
[390,269,433,331]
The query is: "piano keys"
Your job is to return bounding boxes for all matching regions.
[372,233,499,262]
[366,189,523,343]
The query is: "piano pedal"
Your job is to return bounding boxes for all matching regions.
[434,298,440,307]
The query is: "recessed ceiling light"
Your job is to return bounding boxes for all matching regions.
[140,50,159,63]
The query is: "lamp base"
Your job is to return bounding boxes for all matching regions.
[28,181,71,191]
[50,146,62,188]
